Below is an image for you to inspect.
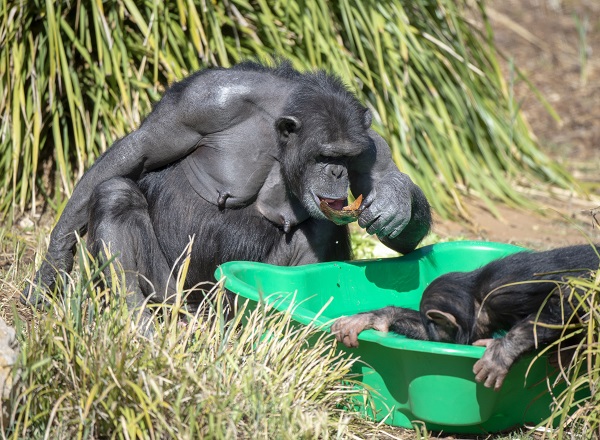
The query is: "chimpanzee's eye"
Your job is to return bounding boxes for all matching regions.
[316,154,347,165]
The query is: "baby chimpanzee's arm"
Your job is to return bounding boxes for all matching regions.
[331,306,428,347]
[473,291,572,391]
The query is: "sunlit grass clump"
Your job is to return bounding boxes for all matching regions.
[0,0,577,220]
[5,250,362,439]
[540,269,600,439]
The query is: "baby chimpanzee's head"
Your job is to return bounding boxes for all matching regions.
[420,272,478,345]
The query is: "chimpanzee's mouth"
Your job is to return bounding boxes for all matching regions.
[314,194,364,225]
[318,197,346,211]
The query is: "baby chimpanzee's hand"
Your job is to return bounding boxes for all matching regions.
[472,338,513,391]
[331,312,390,348]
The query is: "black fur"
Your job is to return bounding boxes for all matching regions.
[332,245,599,389]
[138,160,351,294]
[24,60,431,320]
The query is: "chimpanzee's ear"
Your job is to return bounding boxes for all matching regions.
[425,309,459,329]
[362,109,372,129]
[276,116,301,142]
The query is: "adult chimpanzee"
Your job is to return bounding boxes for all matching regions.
[23,61,432,318]
[332,245,599,390]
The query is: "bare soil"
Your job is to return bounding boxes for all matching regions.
[433,0,600,251]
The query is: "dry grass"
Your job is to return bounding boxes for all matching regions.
[2,228,598,439]
[3,240,367,439]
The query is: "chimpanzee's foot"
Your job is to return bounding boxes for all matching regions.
[20,284,49,309]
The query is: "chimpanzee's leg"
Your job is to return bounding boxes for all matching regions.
[87,177,178,320]
[266,218,351,265]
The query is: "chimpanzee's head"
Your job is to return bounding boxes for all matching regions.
[275,72,372,220]
[420,272,477,345]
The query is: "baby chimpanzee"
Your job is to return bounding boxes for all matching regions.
[331,245,599,390]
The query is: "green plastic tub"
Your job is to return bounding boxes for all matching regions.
[216,241,564,433]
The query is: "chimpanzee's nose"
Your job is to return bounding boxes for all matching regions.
[328,164,346,178]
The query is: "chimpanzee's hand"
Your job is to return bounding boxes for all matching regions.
[331,312,390,348]
[358,172,413,242]
[472,338,513,391]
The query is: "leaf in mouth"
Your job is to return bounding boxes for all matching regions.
[319,194,363,225]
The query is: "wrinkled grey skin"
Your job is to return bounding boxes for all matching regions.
[23,62,431,308]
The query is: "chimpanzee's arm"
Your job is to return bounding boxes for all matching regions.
[331,306,428,347]
[27,104,205,295]
[472,301,568,391]
[26,70,285,298]
[350,130,431,254]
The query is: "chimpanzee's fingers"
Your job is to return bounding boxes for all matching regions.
[330,318,359,348]
[484,373,497,389]
[357,192,378,233]
[473,359,486,382]
[494,375,505,391]
[357,190,411,239]
[472,338,494,347]
[330,320,343,341]
[339,329,359,348]
[473,359,493,385]
[343,331,359,348]
[359,190,375,211]
[331,314,378,348]
[482,371,505,391]
[358,209,379,234]
[362,209,401,237]
[381,217,409,240]
[473,358,506,391]
[21,276,55,310]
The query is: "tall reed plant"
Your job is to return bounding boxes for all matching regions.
[0,0,575,220]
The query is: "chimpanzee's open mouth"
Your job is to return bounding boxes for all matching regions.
[318,197,346,211]
[316,194,364,225]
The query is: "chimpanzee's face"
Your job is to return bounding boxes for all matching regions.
[425,313,461,343]
[276,108,371,221]
[421,275,474,345]
[301,142,365,220]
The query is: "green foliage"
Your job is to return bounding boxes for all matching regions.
[350,225,465,260]
[0,0,576,219]
[5,245,361,439]
[538,269,600,439]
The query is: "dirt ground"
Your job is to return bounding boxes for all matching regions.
[433,0,600,251]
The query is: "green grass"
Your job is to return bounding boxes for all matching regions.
[5,243,367,439]
[1,228,598,439]
[0,0,578,221]
[537,268,600,439]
